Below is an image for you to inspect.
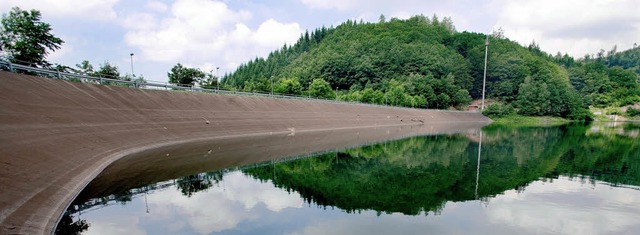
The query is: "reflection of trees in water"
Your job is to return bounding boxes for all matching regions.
[57,124,640,232]
[57,171,226,233]
[176,172,224,197]
[54,214,88,235]
[244,124,640,216]
[550,124,640,186]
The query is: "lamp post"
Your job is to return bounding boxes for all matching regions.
[481,35,489,111]
[270,76,274,95]
[129,53,135,76]
[216,67,220,91]
[308,81,311,99]
[209,69,214,89]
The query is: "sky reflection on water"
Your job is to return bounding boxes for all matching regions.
[75,174,640,235]
[60,124,640,235]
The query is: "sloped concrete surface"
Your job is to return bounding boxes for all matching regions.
[0,71,491,234]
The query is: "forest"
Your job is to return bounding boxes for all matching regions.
[2,7,638,120]
[221,15,640,120]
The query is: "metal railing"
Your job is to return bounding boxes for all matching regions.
[0,59,472,112]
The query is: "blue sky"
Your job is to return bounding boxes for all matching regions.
[1,0,638,83]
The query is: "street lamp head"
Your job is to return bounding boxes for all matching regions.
[130,53,134,56]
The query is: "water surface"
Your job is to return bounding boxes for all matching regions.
[57,123,640,235]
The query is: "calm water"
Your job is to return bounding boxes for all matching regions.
[57,123,640,235]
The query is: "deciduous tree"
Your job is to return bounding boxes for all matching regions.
[168,63,206,85]
[0,7,63,67]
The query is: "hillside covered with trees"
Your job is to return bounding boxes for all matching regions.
[2,6,637,121]
[222,15,639,120]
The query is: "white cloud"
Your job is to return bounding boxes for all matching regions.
[0,0,118,20]
[486,177,640,234]
[47,43,73,61]
[147,171,303,234]
[123,0,302,72]
[122,13,157,30]
[300,0,364,10]
[495,0,640,57]
[146,0,168,13]
[253,19,303,47]
[84,217,146,235]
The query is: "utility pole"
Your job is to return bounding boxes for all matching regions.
[481,35,489,111]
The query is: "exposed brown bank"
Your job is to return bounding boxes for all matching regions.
[0,71,491,234]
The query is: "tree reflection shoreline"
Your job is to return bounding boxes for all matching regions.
[55,123,640,234]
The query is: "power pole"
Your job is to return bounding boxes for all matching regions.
[481,35,489,111]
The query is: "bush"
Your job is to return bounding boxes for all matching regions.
[482,103,515,117]
[627,107,640,117]
[606,107,623,115]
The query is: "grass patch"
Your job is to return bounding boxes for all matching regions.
[488,115,572,127]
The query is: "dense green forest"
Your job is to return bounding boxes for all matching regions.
[222,15,639,120]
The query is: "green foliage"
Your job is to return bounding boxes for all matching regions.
[516,76,550,116]
[0,7,63,67]
[168,63,206,85]
[482,103,515,117]
[75,60,94,75]
[219,16,592,117]
[95,62,120,79]
[360,88,384,104]
[566,45,640,109]
[627,107,640,117]
[225,15,474,108]
[309,78,336,99]
[274,78,303,95]
[220,14,602,118]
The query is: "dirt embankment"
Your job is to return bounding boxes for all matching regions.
[0,71,491,234]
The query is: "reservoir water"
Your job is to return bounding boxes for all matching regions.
[56,123,640,235]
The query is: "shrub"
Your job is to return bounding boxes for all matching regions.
[627,107,640,117]
[482,103,515,117]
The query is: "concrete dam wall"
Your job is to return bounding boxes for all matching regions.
[0,71,491,234]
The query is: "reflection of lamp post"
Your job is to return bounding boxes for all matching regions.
[144,186,149,213]
[216,67,220,91]
[481,35,489,110]
[129,53,135,76]
[475,130,482,199]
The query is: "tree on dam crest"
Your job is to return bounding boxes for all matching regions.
[0,7,63,67]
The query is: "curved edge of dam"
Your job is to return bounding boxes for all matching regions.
[0,71,491,234]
